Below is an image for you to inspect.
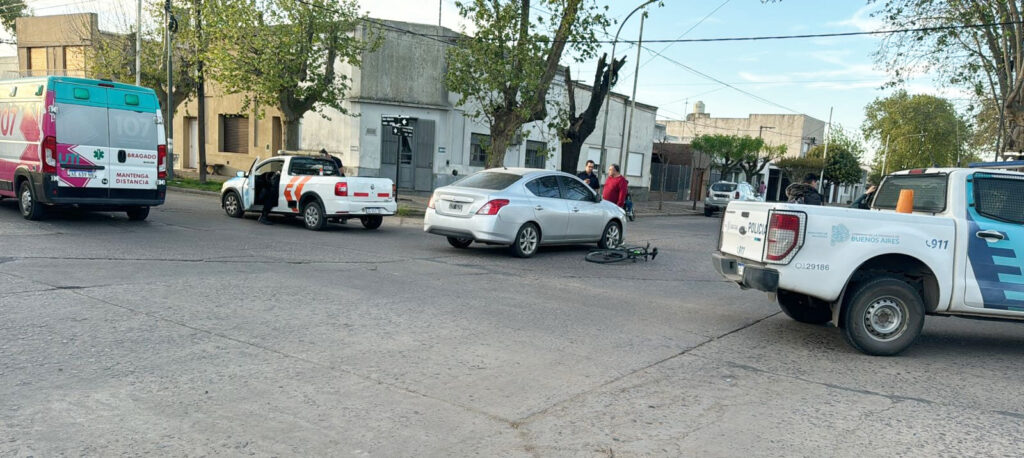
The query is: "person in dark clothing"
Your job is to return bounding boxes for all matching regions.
[320,148,344,176]
[257,171,280,225]
[577,159,599,191]
[851,184,877,210]
[786,173,824,205]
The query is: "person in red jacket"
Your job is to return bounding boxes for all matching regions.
[602,164,629,208]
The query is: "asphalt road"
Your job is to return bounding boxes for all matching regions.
[1,191,1023,456]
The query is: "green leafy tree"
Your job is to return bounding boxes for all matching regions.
[862,90,971,175]
[203,0,372,150]
[691,134,765,181]
[446,0,610,168]
[807,143,863,201]
[738,143,786,185]
[1,0,25,32]
[85,3,198,131]
[869,0,1021,156]
[774,156,823,183]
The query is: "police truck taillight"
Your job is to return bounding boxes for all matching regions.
[764,211,804,264]
[157,144,167,179]
[335,182,348,196]
[42,136,57,173]
[476,199,510,215]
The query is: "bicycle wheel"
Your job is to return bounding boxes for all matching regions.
[586,249,628,264]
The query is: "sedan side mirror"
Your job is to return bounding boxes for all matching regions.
[593,193,603,203]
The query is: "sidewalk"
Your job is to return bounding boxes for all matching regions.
[634,199,705,217]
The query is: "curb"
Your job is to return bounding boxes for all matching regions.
[168,186,220,198]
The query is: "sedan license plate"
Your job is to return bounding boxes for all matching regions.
[450,203,463,211]
[365,207,382,215]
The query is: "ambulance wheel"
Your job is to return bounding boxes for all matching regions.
[361,215,383,230]
[302,200,326,231]
[222,191,244,218]
[18,180,45,221]
[126,206,150,221]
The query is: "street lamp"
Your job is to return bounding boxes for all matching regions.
[597,0,657,178]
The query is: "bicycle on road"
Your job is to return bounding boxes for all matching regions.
[585,242,658,264]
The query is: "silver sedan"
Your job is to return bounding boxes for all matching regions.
[423,168,627,257]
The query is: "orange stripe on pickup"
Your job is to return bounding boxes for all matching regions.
[291,176,312,212]
[283,177,299,201]
[353,192,370,197]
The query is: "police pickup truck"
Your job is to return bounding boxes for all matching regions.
[220,155,397,231]
[712,167,1024,355]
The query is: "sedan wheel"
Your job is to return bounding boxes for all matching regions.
[598,221,622,249]
[510,223,540,258]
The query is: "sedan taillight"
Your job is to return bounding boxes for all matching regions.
[476,199,510,215]
[427,194,436,209]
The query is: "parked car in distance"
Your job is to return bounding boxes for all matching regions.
[423,168,626,258]
[220,155,396,231]
[704,181,762,217]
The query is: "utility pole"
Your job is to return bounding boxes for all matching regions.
[620,10,646,175]
[757,125,773,188]
[195,0,207,183]
[438,0,442,26]
[165,0,175,179]
[135,0,141,86]
[881,133,891,176]
[818,107,833,202]
[598,0,656,181]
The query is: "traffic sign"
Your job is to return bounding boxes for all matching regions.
[382,115,416,127]
[391,126,415,137]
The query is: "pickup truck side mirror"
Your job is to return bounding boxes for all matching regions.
[236,171,246,178]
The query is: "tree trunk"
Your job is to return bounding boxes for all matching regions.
[195,0,207,183]
[560,54,626,174]
[283,118,301,151]
[486,113,518,168]
[560,141,582,174]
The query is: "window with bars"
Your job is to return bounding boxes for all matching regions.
[470,133,489,166]
[975,176,1024,224]
[525,140,547,169]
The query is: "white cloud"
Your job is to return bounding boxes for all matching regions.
[829,4,884,32]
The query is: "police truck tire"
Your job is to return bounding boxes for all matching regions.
[302,200,326,231]
[18,180,45,221]
[126,206,150,221]
[841,276,925,356]
[777,289,832,325]
[361,215,383,230]
[222,191,244,218]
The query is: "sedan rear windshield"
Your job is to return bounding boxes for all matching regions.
[874,174,948,213]
[711,183,737,192]
[453,172,521,190]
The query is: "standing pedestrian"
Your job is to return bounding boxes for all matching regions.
[319,148,344,176]
[577,160,600,191]
[786,173,824,205]
[851,184,877,210]
[758,181,767,197]
[602,164,629,208]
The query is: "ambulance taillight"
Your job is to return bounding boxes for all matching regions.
[157,145,167,179]
[42,136,57,174]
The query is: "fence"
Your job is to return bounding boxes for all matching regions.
[649,163,693,201]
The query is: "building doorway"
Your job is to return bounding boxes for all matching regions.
[381,118,435,190]
[186,117,198,169]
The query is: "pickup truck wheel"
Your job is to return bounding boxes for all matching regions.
[777,290,832,325]
[447,236,473,248]
[841,276,925,356]
[126,206,150,221]
[18,180,45,221]
[703,207,714,217]
[360,215,383,230]
[222,191,244,218]
[302,200,326,231]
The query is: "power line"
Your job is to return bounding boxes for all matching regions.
[620,0,730,81]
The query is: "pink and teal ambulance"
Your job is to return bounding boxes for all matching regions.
[0,76,166,221]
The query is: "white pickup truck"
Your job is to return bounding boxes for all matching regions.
[713,167,1024,355]
[220,155,397,231]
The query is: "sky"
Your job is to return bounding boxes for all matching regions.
[0,0,970,160]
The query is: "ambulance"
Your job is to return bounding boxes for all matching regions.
[0,76,166,221]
